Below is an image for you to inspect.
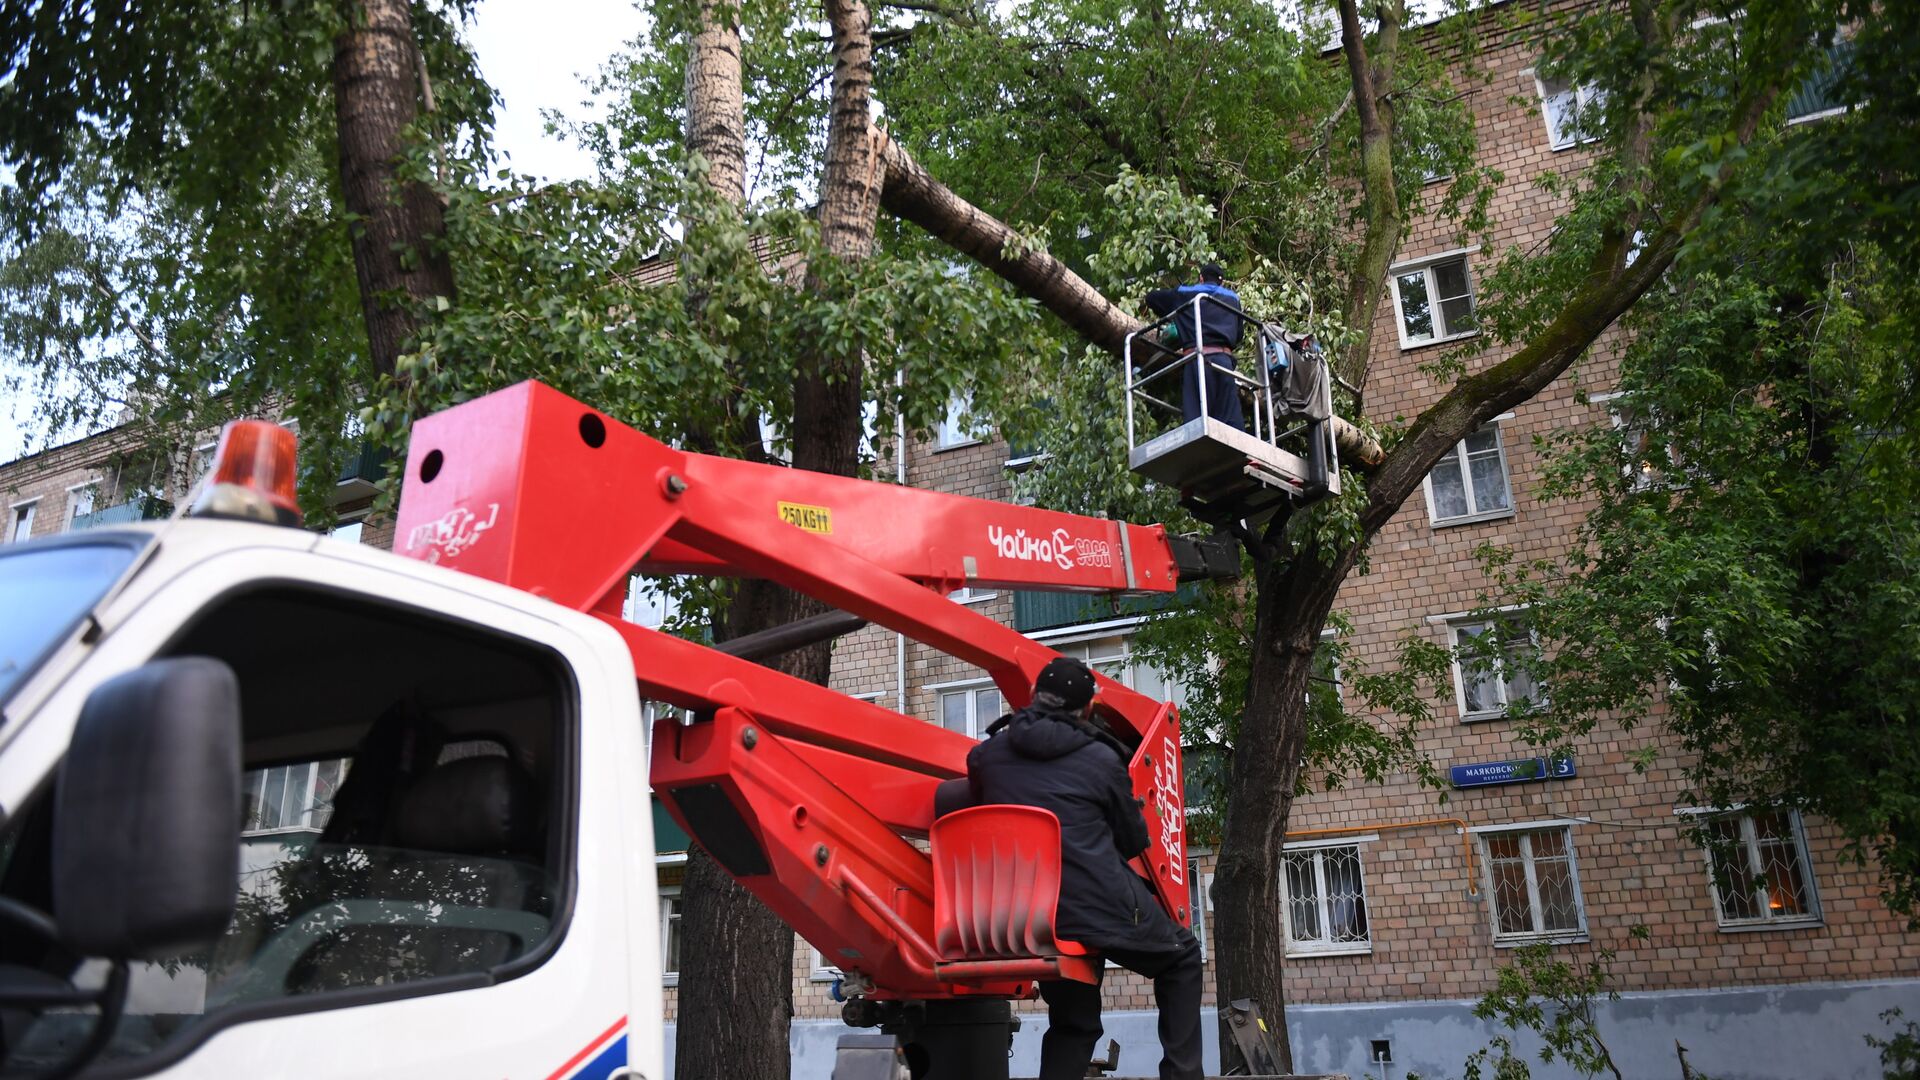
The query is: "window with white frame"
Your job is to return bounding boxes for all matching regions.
[948,586,997,604]
[1048,634,1187,710]
[936,681,1005,739]
[1189,859,1210,955]
[1595,392,1683,491]
[624,575,682,630]
[1699,810,1821,928]
[8,500,37,543]
[240,758,350,835]
[1406,134,1452,185]
[1282,842,1370,955]
[1425,423,1514,524]
[809,944,842,981]
[189,440,219,493]
[758,413,792,465]
[63,485,96,531]
[1450,617,1543,719]
[1481,826,1586,942]
[946,632,1186,741]
[1537,74,1604,150]
[660,885,683,983]
[1391,252,1477,347]
[935,392,983,450]
[1306,629,1342,707]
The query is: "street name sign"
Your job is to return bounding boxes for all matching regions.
[1449,756,1576,789]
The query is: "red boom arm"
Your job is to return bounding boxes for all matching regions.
[391,382,1192,999]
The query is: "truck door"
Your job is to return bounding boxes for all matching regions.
[0,554,651,1080]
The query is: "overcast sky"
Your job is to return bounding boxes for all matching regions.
[0,0,647,463]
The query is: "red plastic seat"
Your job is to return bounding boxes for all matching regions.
[929,805,1098,986]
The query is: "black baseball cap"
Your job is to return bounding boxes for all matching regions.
[1034,656,1097,711]
[1199,262,1225,283]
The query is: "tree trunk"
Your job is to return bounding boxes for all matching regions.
[674,846,798,1080]
[1333,0,1402,397]
[793,0,878,475]
[673,3,798,1077]
[675,0,881,1073]
[685,0,747,201]
[331,0,455,379]
[675,576,824,1080]
[1209,7,1406,1069]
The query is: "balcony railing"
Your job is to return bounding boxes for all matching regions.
[68,494,171,531]
[1012,581,1204,634]
[1787,37,1854,123]
[332,441,391,501]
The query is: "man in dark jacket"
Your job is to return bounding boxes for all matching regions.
[1144,262,1249,432]
[966,657,1204,1080]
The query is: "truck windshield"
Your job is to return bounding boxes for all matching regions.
[0,540,143,706]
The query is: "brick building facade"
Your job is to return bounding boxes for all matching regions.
[4,9,1911,1077]
[776,12,1918,1079]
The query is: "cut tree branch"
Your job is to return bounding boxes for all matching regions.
[874,129,1386,469]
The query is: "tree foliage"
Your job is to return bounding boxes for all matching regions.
[1481,5,1920,918]
[1460,928,1647,1080]
[0,0,493,508]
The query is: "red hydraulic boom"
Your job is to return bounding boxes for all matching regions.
[391,381,1207,1002]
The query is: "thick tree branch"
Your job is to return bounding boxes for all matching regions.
[876,131,1385,467]
[1335,0,1403,397]
[1022,63,1152,170]
[1360,55,1789,534]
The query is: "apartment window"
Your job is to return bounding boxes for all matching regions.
[758,414,792,465]
[1049,634,1186,709]
[661,885,683,984]
[1391,252,1477,347]
[1282,843,1371,955]
[1406,134,1451,185]
[1538,74,1604,150]
[1306,631,1342,707]
[1701,810,1821,928]
[935,393,983,450]
[624,575,681,630]
[1482,826,1586,943]
[1189,860,1210,955]
[63,485,96,532]
[240,758,350,835]
[809,944,843,981]
[1596,392,1682,491]
[1425,423,1513,525]
[1451,617,1543,720]
[948,586,997,605]
[8,500,37,543]
[189,440,219,493]
[329,517,366,545]
[936,681,1005,739]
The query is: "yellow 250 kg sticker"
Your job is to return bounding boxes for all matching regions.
[777,501,834,534]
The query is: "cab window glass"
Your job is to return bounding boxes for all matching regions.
[0,588,573,1073]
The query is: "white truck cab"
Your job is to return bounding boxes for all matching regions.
[0,520,665,1080]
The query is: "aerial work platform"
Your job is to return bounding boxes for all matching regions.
[1124,293,1343,529]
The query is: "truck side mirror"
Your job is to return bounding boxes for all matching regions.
[53,657,243,959]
